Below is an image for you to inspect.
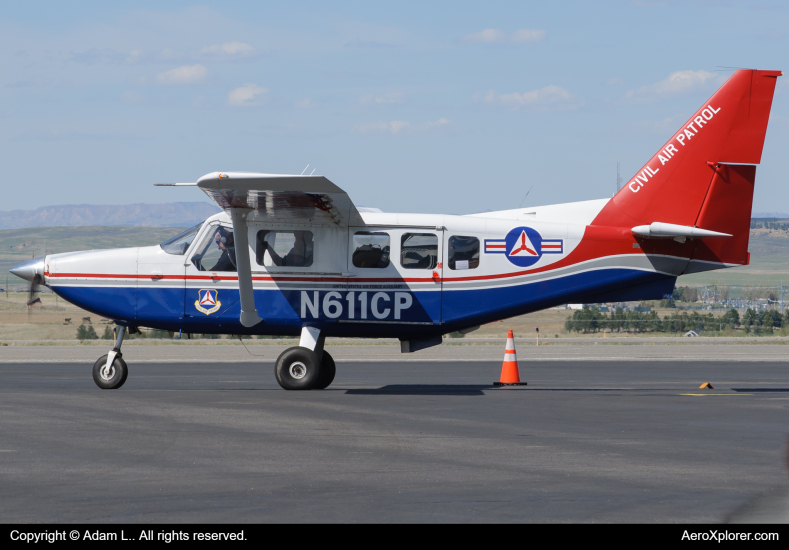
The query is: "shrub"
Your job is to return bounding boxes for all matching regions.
[101,325,114,340]
[77,325,98,340]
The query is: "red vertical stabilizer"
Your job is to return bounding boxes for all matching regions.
[593,69,781,231]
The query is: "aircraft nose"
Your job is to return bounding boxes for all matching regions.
[10,257,45,283]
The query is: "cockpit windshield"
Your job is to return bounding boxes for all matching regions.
[159,224,202,255]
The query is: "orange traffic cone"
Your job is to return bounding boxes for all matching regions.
[494,330,527,386]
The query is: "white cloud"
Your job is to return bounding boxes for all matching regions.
[624,70,719,103]
[202,42,255,56]
[631,114,686,135]
[606,77,625,86]
[156,64,207,85]
[295,98,318,110]
[354,121,410,134]
[462,29,507,43]
[476,85,582,111]
[511,29,547,43]
[358,92,405,106]
[353,118,450,135]
[462,28,545,44]
[126,50,143,63]
[227,84,268,106]
[423,117,450,129]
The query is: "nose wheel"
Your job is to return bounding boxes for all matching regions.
[92,325,129,389]
[92,354,128,389]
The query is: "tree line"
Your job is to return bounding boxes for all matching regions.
[564,306,785,334]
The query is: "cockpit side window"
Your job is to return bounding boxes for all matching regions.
[352,232,390,268]
[159,224,201,255]
[190,225,237,272]
[256,231,314,267]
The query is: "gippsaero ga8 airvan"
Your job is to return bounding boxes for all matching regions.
[10,69,782,391]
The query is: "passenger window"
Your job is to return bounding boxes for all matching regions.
[448,236,480,270]
[352,232,390,268]
[191,226,237,272]
[256,230,314,267]
[401,233,438,270]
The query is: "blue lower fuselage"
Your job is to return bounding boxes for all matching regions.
[52,268,675,339]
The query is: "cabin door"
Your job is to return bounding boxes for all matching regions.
[182,222,241,331]
[347,227,443,325]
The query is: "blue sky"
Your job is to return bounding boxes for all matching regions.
[2,1,787,215]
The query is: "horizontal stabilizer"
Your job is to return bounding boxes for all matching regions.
[632,222,731,239]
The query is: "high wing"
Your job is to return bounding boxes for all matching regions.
[157,171,365,328]
[162,172,366,227]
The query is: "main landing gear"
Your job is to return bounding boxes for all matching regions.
[92,326,128,389]
[275,327,336,391]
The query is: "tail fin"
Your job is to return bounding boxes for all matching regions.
[593,69,781,230]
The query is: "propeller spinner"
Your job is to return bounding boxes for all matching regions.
[10,257,46,306]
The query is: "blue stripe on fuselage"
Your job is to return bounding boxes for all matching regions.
[50,268,674,338]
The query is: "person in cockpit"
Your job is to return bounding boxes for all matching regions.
[211,227,237,272]
[264,231,313,267]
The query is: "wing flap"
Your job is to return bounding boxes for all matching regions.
[197,172,364,227]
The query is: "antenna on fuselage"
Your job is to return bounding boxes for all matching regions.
[309,169,315,175]
[300,164,310,175]
[518,186,533,209]
[616,162,622,194]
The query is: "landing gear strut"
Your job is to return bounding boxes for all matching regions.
[92,326,128,389]
[274,327,336,391]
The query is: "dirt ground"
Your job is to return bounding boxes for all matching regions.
[0,291,112,341]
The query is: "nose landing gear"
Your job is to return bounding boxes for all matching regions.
[275,327,336,390]
[92,326,128,389]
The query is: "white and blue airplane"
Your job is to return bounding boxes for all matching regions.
[10,69,781,391]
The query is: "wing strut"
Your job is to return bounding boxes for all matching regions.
[229,208,263,327]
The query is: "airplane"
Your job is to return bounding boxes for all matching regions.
[9,68,782,391]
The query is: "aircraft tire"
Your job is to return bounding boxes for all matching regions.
[92,355,128,390]
[275,347,322,390]
[313,351,336,390]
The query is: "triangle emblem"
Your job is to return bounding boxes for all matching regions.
[200,291,216,306]
[509,230,538,257]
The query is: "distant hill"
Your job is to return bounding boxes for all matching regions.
[0,202,220,230]
[752,212,789,219]
[0,226,187,285]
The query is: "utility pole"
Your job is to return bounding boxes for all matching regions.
[616,162,622,194]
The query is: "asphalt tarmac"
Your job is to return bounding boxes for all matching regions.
[1,359,788,523]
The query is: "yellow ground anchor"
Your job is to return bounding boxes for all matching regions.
[699,382,714,389]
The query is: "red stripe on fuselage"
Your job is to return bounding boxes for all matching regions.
[44,227,695,285]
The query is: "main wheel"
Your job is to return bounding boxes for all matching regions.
[92,354,128,389]
[313,351,336,390]
[275,347,322,390]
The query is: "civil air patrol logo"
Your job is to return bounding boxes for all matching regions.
[484,227,563,268]
[195,289,221,315]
